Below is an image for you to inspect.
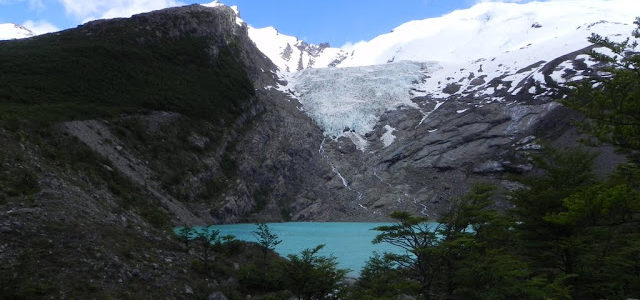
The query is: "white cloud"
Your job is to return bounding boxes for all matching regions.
[22,19,59,34]
[0,0,45,11]
[340,40,366,50]
[56,0,184,23]
[28,0,45,11]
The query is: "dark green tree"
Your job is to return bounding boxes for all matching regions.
[284,245,348,300]
[549,16,640,297]
[353,252,419,299]
[254,222,282,265]
[562,17,640,154]
[542,179,640,298]
[195,226,221,277]
[437,184,551,299]
[251,222,283,290]
[176,226,196,252]
[510,146,640,298]
[372,211,441,300]
[510,147,597,277]
[371,185,561,299]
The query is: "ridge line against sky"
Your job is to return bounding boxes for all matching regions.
[0,0,545,46]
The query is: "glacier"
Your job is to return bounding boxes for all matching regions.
[282,61,436,138]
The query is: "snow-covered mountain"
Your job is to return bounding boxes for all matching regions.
[250,0,637,75]
[248,26,348,72]
[202,0,347,72]
[265,0,637,140]
[0,23,34,40]
[338,0,637,67]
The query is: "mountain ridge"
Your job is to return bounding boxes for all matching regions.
[248,0,637,74]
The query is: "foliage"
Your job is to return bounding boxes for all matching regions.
[195,227,221,277]
[111,116,235,203]
[0,23,254,122]
[238,259,288,293]
[176,226,196,252]
[254,222,282,262]
[562,17,640,154]
[353,252,419,299]
[510,147,598,274]
[372,212,440,299]
[284,244,348,300]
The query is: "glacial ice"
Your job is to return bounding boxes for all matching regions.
[285,61,436,137]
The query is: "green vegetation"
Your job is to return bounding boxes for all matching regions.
[0,11,254,220]
[191,223,349,299]
[285,245,349,300]
[1,122,171,228]
[563,17,640,153]
[0,18,254,123]
[351,20,640,299]
[254,222,282,269]
[361,154,639,299]
[111,116,236,203]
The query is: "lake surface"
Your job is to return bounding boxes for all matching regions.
[188,222,406,276]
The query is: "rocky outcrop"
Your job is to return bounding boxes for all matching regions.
[62,120,205,225]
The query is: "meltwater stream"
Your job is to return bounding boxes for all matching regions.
[184,222,408,276]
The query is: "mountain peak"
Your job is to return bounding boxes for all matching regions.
[0,23,34,40]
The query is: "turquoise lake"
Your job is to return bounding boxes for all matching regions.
[189,222,407,276]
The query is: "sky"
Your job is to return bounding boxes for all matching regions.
[0,0,537,46]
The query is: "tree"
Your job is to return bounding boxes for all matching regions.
[252,222,283,289]
[195,226,221,277]
[552,17,640,297]
[176,226,196,252]
[562,17,640,155]
[285,245,348,300]
[354,252,419,299]
[372,211,441,300]
[253,222,282,265]
[436,185,549,299]
[510,147,597,279]
[509,145,640,298]
[373,186,549,299]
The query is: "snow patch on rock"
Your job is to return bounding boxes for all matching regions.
[381,125,396,147]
